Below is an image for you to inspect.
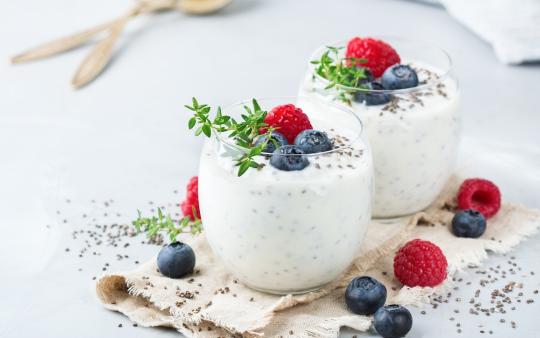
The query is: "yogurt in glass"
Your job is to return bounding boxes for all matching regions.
[299,37,460,218]
[198,97,373,294]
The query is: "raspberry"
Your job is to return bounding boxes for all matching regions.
[346,37,400,78]
[457,178,501,219]
[185,176,198,202]
[394,239,447,287]
[262,104,313,143]
[181,176,200,220]
[181,200,200,221]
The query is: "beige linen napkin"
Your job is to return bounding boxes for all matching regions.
[96,177,540,337]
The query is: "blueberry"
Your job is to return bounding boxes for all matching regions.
[254,131,288,153]
[269,145,309,171]
[381,64,419,90]
[374,305,413,338]
[451,209,487,238]
[157,242,196,278]
[347,67,375,87]
[345,276,387,315]
[294,129,332,154]
[360,68,375,84]
[353,82,392,106]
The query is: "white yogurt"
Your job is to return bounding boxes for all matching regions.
[299,62,460,218]
[198,100,373,294]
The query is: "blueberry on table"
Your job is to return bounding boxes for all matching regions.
[374,304,413,338]
[451,209,487,238]
[353,82,392,106]
[345,276,387,315]
[269,145,309,171]
[294,129,332,154]
[157,242,196,278]
[254,131,288,153]
[381,64,419,90]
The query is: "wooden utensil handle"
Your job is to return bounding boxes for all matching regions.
[11,20,118,64]
[10,0,172,64]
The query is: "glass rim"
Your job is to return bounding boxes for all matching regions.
[309,36,454,94]
[215,96,364,157]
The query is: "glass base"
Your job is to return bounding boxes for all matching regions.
[371,203,432,220]
[371,214,414,221]
[243,282,328,295]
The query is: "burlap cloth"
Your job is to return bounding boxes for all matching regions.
[95,177,540,337]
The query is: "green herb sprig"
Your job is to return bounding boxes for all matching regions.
[311,46,368,104]
[133,208,202,242]
[186,97,277,176]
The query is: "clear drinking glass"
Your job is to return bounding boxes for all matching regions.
[299,37,461,218]
[198,97,373,294]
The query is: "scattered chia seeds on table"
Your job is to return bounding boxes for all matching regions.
[53,196,539,336]
[418,251,539,335]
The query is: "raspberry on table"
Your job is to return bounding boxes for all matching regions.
[262,104,313,143]
[181,176,200,220]
[457,178,501,219]
[346,37,400,78]
[185,176,198,203]
[393,239,448,287]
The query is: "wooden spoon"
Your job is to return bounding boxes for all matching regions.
[177,0,232,14]
[11,0,233,88]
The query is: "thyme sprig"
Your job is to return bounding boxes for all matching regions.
[311,46,369,104]
[186,97,277,176]
[133,207,202,242]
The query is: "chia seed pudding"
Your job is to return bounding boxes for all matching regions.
[198,97,373,294]
[299,37,461,218]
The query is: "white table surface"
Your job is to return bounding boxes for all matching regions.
[1,0,539,337]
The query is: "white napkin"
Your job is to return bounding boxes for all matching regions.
[416,0,540,64]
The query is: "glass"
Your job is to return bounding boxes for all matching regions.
[198,97,373,294]
[299,37,461,218]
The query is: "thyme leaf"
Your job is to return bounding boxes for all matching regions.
[133,207,202,242]
[186,98,276,176]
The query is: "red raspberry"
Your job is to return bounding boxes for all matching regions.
[346,37,400,78]
[181,176,200,220]
[184,176,198,202]
[457,178,501,219]
[181,200,200,221]
[394,239,448,287]
[262,104,313,143]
